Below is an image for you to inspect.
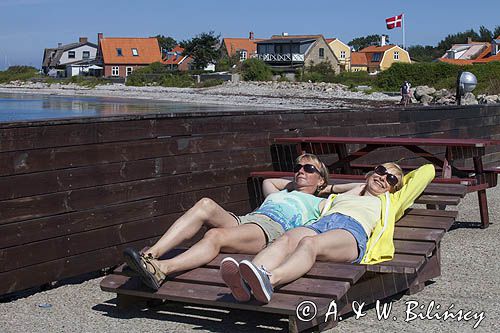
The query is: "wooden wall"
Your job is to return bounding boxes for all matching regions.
[1,104,499,296]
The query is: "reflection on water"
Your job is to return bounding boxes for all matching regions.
[0,93,262,123]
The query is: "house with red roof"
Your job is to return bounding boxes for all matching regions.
[163,45,193,71]
[96,33,163,78]
[438,36,500,65]
[350,37,410,73]
[220,32,263,62]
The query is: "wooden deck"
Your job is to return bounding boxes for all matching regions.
[101,206,456,332]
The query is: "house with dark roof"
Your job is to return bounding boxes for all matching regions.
[42,37,97,76]
[221,32,263,62]
[256,34,339,72]
[350,36,410,73]
[96,33,163,78]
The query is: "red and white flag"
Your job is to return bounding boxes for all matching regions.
[386,14,403,29]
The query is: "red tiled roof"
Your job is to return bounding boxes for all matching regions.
[223,38,263,57]
[350,52,368,66]
[325,38,337,43]
[473,53,500,63]
[100,37,162,64]
[437,58,474,65]
[163,45,190,65]
[359,45,394,53]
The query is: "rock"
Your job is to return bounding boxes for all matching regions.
[434,89,452,99]
[419,94,434,105]
[478,95,499,104]
[414,86,437,100]
[461,92,478,105]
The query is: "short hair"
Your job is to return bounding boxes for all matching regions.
[295,153,329,191]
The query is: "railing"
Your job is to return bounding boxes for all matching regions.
[257,53,305,62]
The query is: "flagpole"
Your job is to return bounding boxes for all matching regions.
[402,13,406,49]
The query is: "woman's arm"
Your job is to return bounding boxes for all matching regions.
[318,182,364,197]
[262,178,294,197]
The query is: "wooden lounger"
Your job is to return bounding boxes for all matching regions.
[100,208,456,332]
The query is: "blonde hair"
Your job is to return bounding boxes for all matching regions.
[366,162,404,192]
[295,153,329,191]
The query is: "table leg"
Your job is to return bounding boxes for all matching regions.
[473,156,489,229]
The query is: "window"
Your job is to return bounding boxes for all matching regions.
[393,51,399,60]
[116,48,123,56]
[340,50,346,59]
[82,51,90,59]
[68,51,75,59]
[319,48,325,58]
[132,48,139,56]
[239,50,247,61]
[371,53,381,62]
[111,66,119,76]
[126,67,133,76]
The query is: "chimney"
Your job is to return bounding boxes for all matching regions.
[380,35,386,46]
[249,31,254,40]
[98,32,103,41]
[79,37,88,44]
[467,37,472,44]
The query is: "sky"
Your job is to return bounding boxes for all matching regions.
[0,0,499,70]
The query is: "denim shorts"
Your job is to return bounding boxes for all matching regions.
[305,213,368,263]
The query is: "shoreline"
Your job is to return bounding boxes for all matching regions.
[0,81,401,110]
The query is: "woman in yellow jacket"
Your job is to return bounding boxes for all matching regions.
[221,163,435,303]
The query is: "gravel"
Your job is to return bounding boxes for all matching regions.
[1,186,498,333]
[0,81,400,110]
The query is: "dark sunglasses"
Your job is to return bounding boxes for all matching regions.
[374,165,399,187]
[293,163,321,175]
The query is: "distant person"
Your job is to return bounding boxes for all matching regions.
[400,81,412,106]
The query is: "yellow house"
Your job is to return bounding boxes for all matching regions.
[326,38,351,71]
[351,45,411,73]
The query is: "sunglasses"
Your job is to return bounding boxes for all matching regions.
[374,165,399,187]
[293,163,321,175]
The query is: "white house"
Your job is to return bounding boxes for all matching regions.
[42,37,98,76]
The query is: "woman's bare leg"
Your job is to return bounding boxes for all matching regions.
[252,227,316,271]
[270,229,358,286]
[146,198,239,258]
[155,223,267,275]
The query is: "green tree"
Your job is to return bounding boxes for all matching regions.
[407,45,442,62]
[478,26,493,42]
[155,35,177,53]
[493,26,500,38]
[348,34,389,51]
[240,58,272,81]
[180,31,221,70]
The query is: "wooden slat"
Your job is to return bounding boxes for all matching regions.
[393,227,445,243]
[394,240,435,257]
[396,215,455,231]
[405,208,458,218]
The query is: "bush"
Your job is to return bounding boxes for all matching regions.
[374,61,500,94]
[329,71,376,87]
[126,62,195,87]
[0,66,39,83]
[195,79,224,88]
[240,58,272,81]
[300,61,336,82]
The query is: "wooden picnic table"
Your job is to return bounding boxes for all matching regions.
[274,136,500,228]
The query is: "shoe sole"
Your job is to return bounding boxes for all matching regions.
[220,257,251,302]
[123,248,161,290]
[239,260,271,303]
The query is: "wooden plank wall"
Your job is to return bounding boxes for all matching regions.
[1,104,499,296]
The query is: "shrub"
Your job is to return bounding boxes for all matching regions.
[195,79,224,88]
[240,58,272,81]
[0,66,39,83]
[299,61,336,82]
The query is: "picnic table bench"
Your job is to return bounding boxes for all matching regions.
[101,171,461,332]
[273,136,500,228]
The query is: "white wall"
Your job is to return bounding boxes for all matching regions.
[59,45,97,65]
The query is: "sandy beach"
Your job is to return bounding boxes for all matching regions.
[0,81,400,110]
[1,186,498,333]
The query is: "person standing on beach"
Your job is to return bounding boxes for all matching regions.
[400,81,412,106]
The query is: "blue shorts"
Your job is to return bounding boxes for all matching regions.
[305,213,368,264]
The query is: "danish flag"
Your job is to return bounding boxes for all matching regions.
[386,14,403,29]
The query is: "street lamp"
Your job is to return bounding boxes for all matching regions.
[456,71,477,105]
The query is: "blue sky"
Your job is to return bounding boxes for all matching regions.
[0,0,498,70]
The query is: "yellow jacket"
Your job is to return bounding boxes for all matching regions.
[322,164,435,265]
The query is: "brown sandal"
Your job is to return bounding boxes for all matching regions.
[123,248,166,290]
